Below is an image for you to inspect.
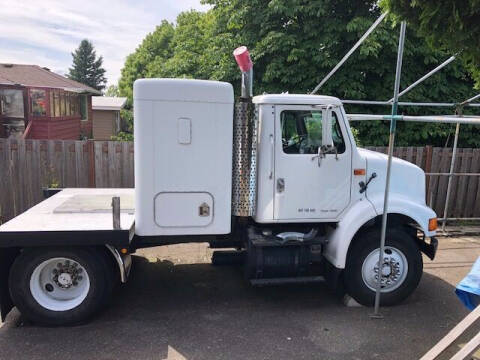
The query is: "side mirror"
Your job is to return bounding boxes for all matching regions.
[322,105,334,148]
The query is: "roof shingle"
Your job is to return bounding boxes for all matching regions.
[0,64,101,94]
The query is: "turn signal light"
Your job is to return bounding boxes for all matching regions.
[120,248,128,254]
[428,218,438,231]
[354,169,366,175]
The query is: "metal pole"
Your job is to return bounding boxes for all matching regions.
[461,93,480,106]
[441,122,460,232]
[241,68,253,98]
[372,21,407,318]
[112,196,121,230]
[346,114,480,125]
[388,55,457,102]
[342,100,480,107]
[438,217,480,221]
[311,12,387,94]
[427,172,480,176]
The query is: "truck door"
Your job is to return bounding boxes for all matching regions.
[273,105,351,220]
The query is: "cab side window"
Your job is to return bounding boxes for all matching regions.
[280,110,345,154]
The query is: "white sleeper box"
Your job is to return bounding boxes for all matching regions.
[134,79,234,236]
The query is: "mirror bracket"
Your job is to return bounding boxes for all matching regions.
[311,104,337,167]
[311,144,338,167]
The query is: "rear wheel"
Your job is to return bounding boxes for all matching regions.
[344,227,423,306]
[9,247,112,326]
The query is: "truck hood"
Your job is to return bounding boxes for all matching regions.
[357,148,426,206]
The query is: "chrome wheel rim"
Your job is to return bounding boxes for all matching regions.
[361,246,408,293]
[29,257,90,311]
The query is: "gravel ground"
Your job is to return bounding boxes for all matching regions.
[0,235,479,360]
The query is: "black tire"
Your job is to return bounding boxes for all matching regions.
[344,227,423,306]
[9,247,113,326]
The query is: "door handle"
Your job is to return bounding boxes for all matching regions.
[269,134,274,179]
[277,178,285,193]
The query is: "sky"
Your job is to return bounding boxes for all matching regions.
[0,0,210,87]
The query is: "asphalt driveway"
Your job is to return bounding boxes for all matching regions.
[0,235,479,360]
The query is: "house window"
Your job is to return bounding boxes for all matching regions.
[54,91,60,117]
[80,95,88,121]
[0,89,24,118]
[31,89,47,116]
[60,92,66,116]
[66,93,71,116]
[49,91,54,117]
[70,94,77,115]
[75,95,79,115]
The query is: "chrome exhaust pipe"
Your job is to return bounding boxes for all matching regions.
[231,46,257,217]
[233,46,253,98]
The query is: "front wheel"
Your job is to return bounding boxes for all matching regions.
[344,227,423,306]
[9,247,112,326]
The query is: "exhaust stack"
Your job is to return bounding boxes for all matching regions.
[231,46,257,217]
[233,46,253,98]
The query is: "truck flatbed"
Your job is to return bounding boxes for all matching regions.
[0,188,135,248]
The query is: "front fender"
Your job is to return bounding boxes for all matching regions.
[366,192,437,238]
[323,199,377,269]
[323,194,437,269]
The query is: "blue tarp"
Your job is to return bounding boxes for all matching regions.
[456,257,480,310]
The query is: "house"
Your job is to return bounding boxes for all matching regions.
[92,96,127,140]
[0,64,100,139]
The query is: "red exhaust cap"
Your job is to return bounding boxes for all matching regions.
[233,46,253,72]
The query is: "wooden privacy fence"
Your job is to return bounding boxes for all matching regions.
[0,139,479,224]
[0,139,134,223]
[366,146,480,220]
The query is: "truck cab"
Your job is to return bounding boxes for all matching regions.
[252,94,437,269]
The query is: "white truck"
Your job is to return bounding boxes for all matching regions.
[0,48,438,325]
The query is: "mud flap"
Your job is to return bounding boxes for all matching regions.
[0,248,19,321]
[323,258,345,297]
[416,236,438,260]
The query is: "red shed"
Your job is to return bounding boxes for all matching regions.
[0,64,101,139]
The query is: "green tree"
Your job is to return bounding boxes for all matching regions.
[118,0,478,146]
[118,13,227,103]
[119,21,175,105]
[380,0,480,88]
[68,39,107,91]
[104,85,119,97]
